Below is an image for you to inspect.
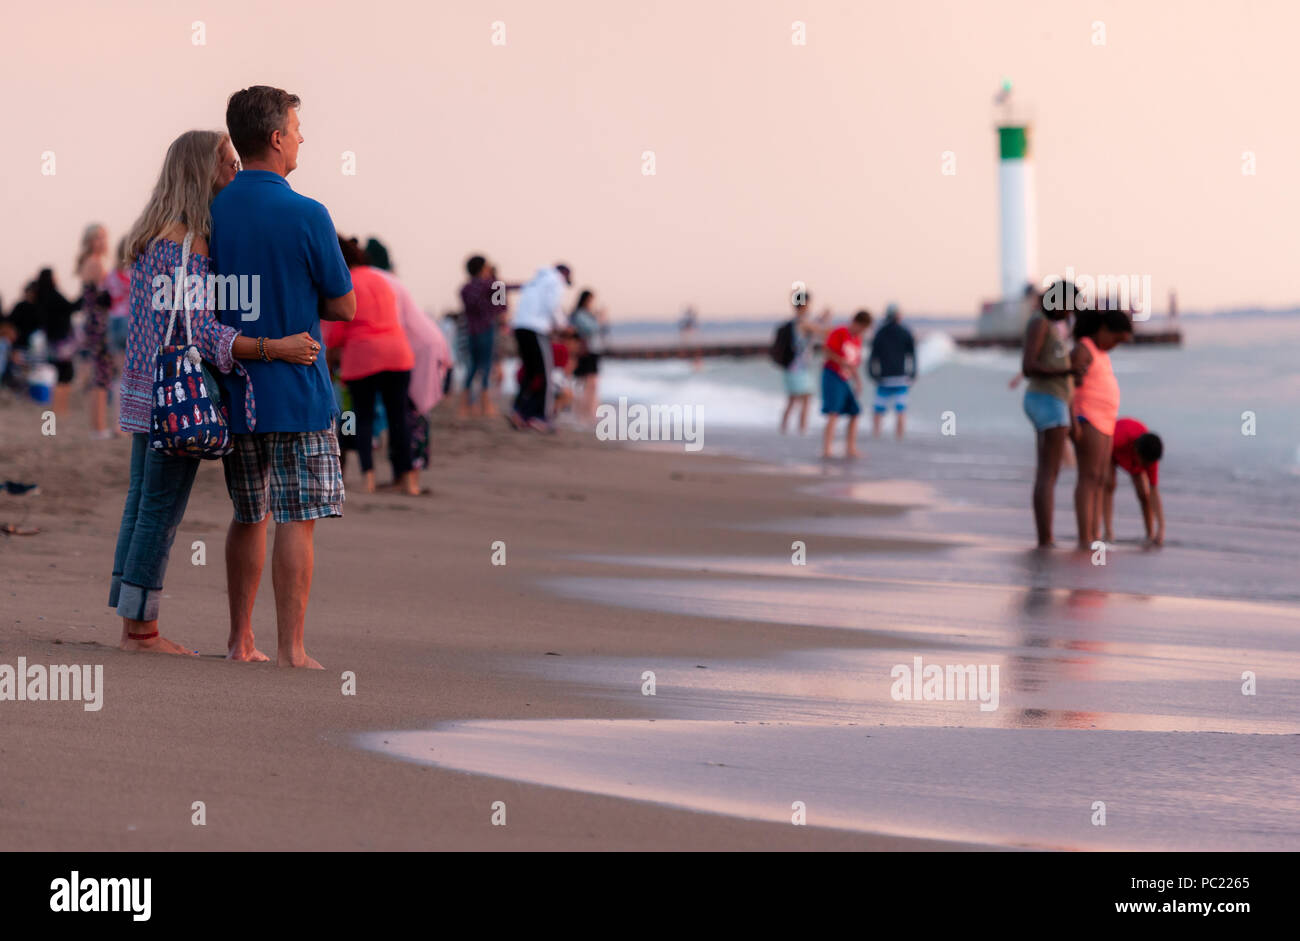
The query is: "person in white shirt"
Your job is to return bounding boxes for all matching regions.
[510,263,571,430]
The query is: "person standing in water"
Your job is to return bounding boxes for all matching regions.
[1021,285,1076,547]
[776,294,822,434]
[820,310,872,458]
[867,303,916,439]
[1070,307,1134,550]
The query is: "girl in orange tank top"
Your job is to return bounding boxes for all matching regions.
[1072,336,1119,436]
[1070,310,1133,549]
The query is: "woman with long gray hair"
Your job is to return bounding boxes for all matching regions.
[110,129,319,658]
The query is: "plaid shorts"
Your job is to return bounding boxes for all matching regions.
[222,429,345,524]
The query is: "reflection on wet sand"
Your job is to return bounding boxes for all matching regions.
[1006,550,1107,728]
[358,477,1299,848]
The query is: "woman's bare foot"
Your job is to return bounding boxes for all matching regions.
[363,470,376,494]
[119,618,195,655]
[119,632,196,656]
[278,649,323,669]
[845,447,861,459]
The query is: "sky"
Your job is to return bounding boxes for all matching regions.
[2,0,1297,321]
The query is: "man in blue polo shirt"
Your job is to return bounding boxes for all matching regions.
[212,85,355,670]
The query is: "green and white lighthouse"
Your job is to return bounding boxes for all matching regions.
[996,84,1036,304]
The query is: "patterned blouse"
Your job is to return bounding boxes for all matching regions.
[118,238,255,433]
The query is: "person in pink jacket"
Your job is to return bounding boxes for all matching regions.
[373,256,453,481]
[322,238,415,494]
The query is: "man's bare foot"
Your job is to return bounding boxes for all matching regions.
[363,471,376,494]
[227,638,270,662]
[278,650,323,669]
[119,633,196,656]
[845,447,860,459]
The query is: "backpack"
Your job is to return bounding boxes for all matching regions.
[770,320,796,368]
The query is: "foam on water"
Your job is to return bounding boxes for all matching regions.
[357,720,1298,850]
[596,312,1300,477]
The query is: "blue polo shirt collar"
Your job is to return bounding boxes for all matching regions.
[235,169,291,187]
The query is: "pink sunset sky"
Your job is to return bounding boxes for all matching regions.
[2,0,1297,321]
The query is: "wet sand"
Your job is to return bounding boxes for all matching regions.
[2,395,1296,850]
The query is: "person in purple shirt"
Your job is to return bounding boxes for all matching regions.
[210,86,356,669]
[458,254,516,417]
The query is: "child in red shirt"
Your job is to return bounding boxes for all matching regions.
[820,310,872,458]
[1103,416,1164,546]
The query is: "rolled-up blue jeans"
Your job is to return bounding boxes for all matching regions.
[464,329,495,399]
[109,433,200,621]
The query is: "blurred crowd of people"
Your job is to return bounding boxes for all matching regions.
[447,256,609,434]
[0,225,133,437]
[0,230,612,465]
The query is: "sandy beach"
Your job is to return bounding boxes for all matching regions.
[4,365,1297,851]
[1,395,983,850]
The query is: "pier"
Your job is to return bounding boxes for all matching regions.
[602,327,1182,360]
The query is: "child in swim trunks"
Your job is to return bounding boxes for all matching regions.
[821,310,872,459]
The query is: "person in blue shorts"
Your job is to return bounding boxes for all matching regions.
[1020,284,1077,547]
[820,310,872,458]
[868,303,916,439]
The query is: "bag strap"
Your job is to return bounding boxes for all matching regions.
[162,230,195,348]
